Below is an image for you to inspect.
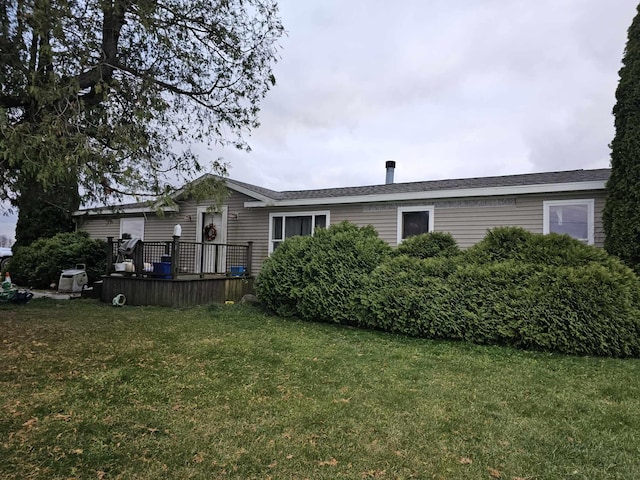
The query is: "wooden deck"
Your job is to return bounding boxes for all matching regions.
[101,274,255,307]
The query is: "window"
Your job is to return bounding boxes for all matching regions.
[397,206,434,244]
[120,217,145,240]
[269,211,329,253]
[543,199,594,245]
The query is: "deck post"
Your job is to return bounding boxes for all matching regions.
[133,241,144,277]
[106,237,114,275]
[246,241,253,276]
[171,236,180,279]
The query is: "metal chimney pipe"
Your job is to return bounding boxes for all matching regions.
[385,160,396,184]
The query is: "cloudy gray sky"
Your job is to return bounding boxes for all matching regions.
[1,0,637,241]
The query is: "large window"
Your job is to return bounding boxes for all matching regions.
[120,217,145,240]
[269,211,329,253]
[397,206,434,244]
[543,199,594,245]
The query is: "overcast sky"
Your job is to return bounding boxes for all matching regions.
[1,0,637,241]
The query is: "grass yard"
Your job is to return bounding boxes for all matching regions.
[1,300,639,479]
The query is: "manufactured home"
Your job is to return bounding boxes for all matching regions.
[74,164,609,276]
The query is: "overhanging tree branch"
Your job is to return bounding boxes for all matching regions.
[1,0,283,246]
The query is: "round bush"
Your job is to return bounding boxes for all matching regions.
[394,232,460,259]
[259,223,640,357]
[462,226,535,263]
[256,222,391,323]
[254,234,313,318]
[464,226,615,268]
[9,231,107,288]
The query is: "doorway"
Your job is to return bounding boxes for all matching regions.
[195,205,228,273]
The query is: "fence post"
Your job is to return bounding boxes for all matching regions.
[106,237,114,275]
[171,236,180,279]
[246,241,253,276]
[199,242,205,277]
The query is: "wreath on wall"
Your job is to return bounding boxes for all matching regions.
[204,223,217,241]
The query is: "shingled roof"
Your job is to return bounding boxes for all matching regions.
[74,168,610,215]
[234,168,610,203]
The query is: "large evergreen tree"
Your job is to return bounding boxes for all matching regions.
[0,0,283,246]
[603,3,640,272]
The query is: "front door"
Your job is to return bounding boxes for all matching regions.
[196,206,227,273]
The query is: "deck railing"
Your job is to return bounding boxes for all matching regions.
[106,236,253,279]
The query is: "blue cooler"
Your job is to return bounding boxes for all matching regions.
[230,265,246,277]
[153,262,172,279]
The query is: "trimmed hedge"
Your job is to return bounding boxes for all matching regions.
[463,226,617,268]
[256,222,391,323]
[254,234,314,318]
[394,232,460,259]
[9,231,106,289]
[448,261,640,357]
[360,227,640,357]
[258,224,640,357]
[358,255,462,338]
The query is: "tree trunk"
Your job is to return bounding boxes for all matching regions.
[14,175,81,247]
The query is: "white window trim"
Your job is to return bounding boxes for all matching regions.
[397,205,435,245]
[543,199,594,245]
[268,210,330,254]
[119,217,145,240]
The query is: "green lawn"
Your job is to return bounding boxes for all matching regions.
[1,299,639,479]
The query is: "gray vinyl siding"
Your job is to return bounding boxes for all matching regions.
[311,190,607,249]
[327,204,399,244]
[434,191,606,248]
[76,187,608,274]
[75,215,120,239]
[594,194,606,246]
[76,212,181,242]
[179,191,270,274]
[75,191,269,274]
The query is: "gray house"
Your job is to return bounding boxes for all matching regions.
[74,165,610,274]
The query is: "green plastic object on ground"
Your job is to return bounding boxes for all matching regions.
[1,276,33,304]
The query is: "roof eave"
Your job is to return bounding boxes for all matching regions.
[72,176,278,217]
[243,180,607,208]
[225,179,278,203]
[72,205,179,217]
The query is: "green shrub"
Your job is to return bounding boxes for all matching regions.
[394,232,460,259]
[462,226,535,263]
[259,223,640,357]
[464,226,614,267]
[358,255,462,338]
[9,231,107,288]
[357,227,640,357]
[256,222,391,323]
[448,261,640,357]
[254,234,313,318]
